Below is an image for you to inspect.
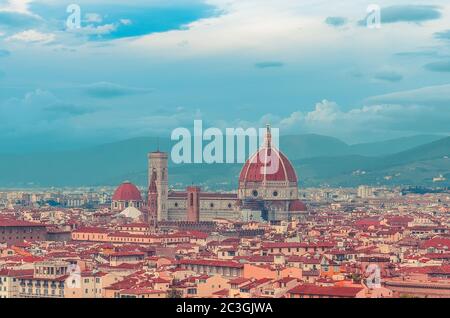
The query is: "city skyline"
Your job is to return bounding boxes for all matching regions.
[1,0,450,303]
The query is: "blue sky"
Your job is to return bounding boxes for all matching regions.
[0,0,449,153]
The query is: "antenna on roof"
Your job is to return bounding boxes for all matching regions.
[156,136,160,152]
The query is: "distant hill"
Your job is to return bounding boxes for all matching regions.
[348,135,444,157]
[293,137,450,187]
[0,134,447,189]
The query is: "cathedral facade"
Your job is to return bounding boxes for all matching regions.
[145,126,307,223]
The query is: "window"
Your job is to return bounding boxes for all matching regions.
[252,190,258,197]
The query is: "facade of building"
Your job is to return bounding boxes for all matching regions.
[139,125,307,224]
[0,218,47,245]
[17,261,69,298]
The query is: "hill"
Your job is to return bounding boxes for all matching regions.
[0,134,447,188]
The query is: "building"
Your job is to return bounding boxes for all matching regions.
[0,218,47,245]
[357,185,374,199]
[148,151,169,221]
[287,285,366,298]
[111,181,144,212]
[237,125,306,220]
[0,269,34,298]
[17,261,69,298]
[139,125,306,223]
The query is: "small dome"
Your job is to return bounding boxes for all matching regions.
[112,181,143,202]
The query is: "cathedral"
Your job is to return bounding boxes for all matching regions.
[112,126,307,223]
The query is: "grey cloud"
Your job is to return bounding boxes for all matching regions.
[434,29,450,41]
[255,61,284,69]
[374,71,403,82]
[81,82,154,99]
[359,5,442,26]
[325,17,348,27]
[424,61,450,73]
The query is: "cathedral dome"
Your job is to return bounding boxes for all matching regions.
[239,148,298,184]
[238,126,297,184]
[238,125,299,202]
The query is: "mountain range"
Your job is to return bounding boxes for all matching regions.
[0,134,448,189]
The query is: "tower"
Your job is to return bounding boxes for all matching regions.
[148,151,168,221]
[147,170,158,229]
[186,186,200,222]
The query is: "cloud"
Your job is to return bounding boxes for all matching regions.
[0,0,42,30]
[359,5,442,26]
[255,61,284,69]
[0,89,93,130]
[394,50,445,58]
[324,16,347,27]
[7,29,55,43]
[0,49,10,57]
[75,23,118,37]
[434,29,450,41]
[364,84,450,106]
[81,82,154,99]
[29,1,219,42]
[373,71,403,82]
[0,10,40,27]
[268,98,450,141]
[120,19,132,26]
[85,13,103,23]
[424,61,450,73]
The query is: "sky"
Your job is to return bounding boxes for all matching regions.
[0,0,449,153]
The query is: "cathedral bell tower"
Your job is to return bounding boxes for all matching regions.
[148,151,169,221]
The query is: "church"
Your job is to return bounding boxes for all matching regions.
[111,126,307,223]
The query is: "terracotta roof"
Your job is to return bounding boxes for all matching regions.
[288,285,364,297]
[178,259,244,269]
[0,218,45,227]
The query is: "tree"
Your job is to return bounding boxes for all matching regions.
[166,288,183,298]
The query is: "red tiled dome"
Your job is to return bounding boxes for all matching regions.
[239,147,298,184]
[112,181,143,201]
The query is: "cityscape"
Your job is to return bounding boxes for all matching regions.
[0,127,449,299]
[0,0,450,303]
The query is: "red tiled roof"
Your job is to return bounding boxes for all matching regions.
[239,146,297,183]
[120,289,165,295]
[0,218,45,227]
[178,259,244,269]
[422,237,450,249]
[288,285,364,297]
